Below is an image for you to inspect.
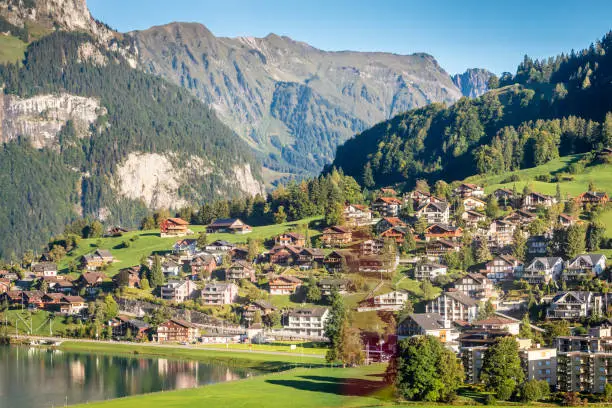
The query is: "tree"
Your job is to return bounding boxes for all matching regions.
[512,229,527,261]
[196,232,208,249]
[519,313,533,339]
[273,206,287,224]
[487,74,499,89]
[565,224,586,258]
[338,323,365,367]
[84,220,103,238]
[324,290,347,362]
[414,216,428,235]
[48,245,66,262]
[252,310,262,325]
[521,379,550,402]
[140,277,150,291]
[247,238,262,261]
[390,335,464,402]
[104,295,119,320]
[604,383,612,402]
[362,163,375,188]
[481,337,524,400]
[381,238,397,270]
[477,299,495,320]
[603,111,612,148]
[475,241,492,263]
[148,255,165,288]
[325,202,344,227]
[586,222,605,251]
[420,280,436,301]
[400,232,416,255]
[306,280,322,303]
[264,311,281,328]
[398,300,414,322]
[485,195,500,218]
[141,215,155,230]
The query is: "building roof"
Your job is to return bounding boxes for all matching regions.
[567,254,606,266]
[166,318,197,329]
[209,218,244,227]
[323,225,351,234]
[404,313,446,331]
[288,307,328,318]
[472,316,516,326]
[63,295,85,303]
[167,217,190,225]
[526,257,563,269]
[80,272,106,284]
[443,290,479,306]
[375,197,402,205]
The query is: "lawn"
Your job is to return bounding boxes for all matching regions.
[0,34,27,64]
[58,216,322,276]
[199,342,327,356]
[3,309,73,336]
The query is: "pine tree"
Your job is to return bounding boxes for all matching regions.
[481,337,525,400]
[519,313,533,339]
[324,290,348,363]
[362,163,375,188]
[273,206,287,224]
[565,224,586,258]
[512,228,527,261]
[149,255,165,288]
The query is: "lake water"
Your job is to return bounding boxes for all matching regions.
[0,346,255,408]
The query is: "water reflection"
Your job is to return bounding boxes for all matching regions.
[0,346,254,408]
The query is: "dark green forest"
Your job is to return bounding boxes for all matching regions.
[0,32,261,258]
[331,32,612,187]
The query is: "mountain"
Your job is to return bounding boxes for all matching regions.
[452,68,493,98]
[331,32,612,188]
[130,23,463,179]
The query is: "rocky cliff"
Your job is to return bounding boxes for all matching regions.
[131,23,463,176]
[452,68,493,98]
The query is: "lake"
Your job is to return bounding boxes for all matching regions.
[0,346,255,408]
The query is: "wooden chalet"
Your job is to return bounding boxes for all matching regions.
[268,245,301,266]
[375,217,407,235]
[160,217,191,237]
[424,224,463,241]
[321,226,352,247]
[425,239,461,256]
[206,218,252,234]
[157,319,199,343]
[371,197,402,217]
[575,191,609,208]
[80,249,114,271]
[190,255,217,279]
[268,274,303,295]
[113,266,141,288]
[225,261,256,282]
[275,232,306,247]
[453,183,485,198]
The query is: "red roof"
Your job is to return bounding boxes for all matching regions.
[376,197,402,204]
[167,217,189,225]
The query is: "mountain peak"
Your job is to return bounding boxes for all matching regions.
[452,68,494,98]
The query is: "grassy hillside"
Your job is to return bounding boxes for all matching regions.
[0,35,27,64]
[58,217,322,276]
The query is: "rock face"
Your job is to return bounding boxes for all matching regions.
[131,23,463,176]
[452,68,493,98]
[0,92,105,148]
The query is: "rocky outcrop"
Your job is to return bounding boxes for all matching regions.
[0,92,105,148]
[131,23,463,177]
[452,68,493,98]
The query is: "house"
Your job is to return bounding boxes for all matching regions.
[471,316,520,335]
[285,308,329,338]
[425,239,461,257]
[44,277,75,294]
[408,189,433,206]
[462,210,486,228]
[358,256,395,274]
[76,272,106,295]
[80,249,114,271]
[22,290,45,309]
[362,290,409,311]
[424,224,462,241]
[269,274,303,295]
[113,266,141,288]
[229,247,250,262]
[160,280,198,303]
[463,197,486,212]
[523,192,556,210]
[380,187,398,196]
[504,209,537,226]
[324,251,356,273]
[206,218,252,234]
[483,219,516,249]
[453,274,495,301]
[243,301,277,324]
[557,351,612,393]
[520,348,557,386]
[42,292,65,309]
[296,248,325,269]
[484,255,523,283]
[575,191,609,208]
[225,261,256,282]
[201,282,239,305]
[172,239,198,256]
[563,254,607,280]
[425,291,479,322]
[105,226,129,237]
[558,213,577,228]
[113,319,151,340]
[268,245,302,266]
[398,313,458,343]
[0,290,23,306]
[493,188,516,206]
[275,232,306,247]
[31,262,58,278]
[414,263,447,281]
[205,240,235,253]
[375,217,407,235]
[160,218,191,237]
[461,346,489,384]
[547,291,603,319]
[190,255,217,279]
[161,259,181,277]
[318,278,350,296]
[527,235,548,256]
[454,183,484,198]
[60,296,86,315]
[415,201,450,225]
[157,319,199,343]
[380,226,410,244]
[359,239,385,256]
[371,197,402,217]
[321,226,353,247]
[520,257,564,284]
[342,204,373,227]
[0,278,10,294]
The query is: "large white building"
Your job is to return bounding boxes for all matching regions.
[285,308,330,338]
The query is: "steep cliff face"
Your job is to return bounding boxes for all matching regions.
[0,92,105,148]
[452,68,493,98]
[131,23,463,176]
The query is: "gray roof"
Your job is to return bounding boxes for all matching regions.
[288,307,328,318]
[568,254,606,266]
[526,257,563,269]
[444,290,479,306]
[405,313,446,331]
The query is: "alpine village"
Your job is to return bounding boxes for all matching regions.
[1,1,612,407]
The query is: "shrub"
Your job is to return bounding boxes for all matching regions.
[535,174,552,182]
[568,162,585,175]
[484,394,497,405]
[562,392,587,406]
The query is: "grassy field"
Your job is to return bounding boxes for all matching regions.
[0,34,27,64]
[3,309,73,336]
[200,342,327,356]
[58,216,322,276]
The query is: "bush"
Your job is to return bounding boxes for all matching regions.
[562,392,587,406]
[535,174,552,182]
[500,174,522,183]
[568,162,585,175]
[484,394,497,405]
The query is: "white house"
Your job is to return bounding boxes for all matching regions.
[520,257,564,284]
[415,201,450,225]
[285,308,329,338]
[547,291,603,319]
[425,291,479,322]
[160,280,198,303]
[397,313,459,343]
[414,263,448,281]
[563,254,607,281]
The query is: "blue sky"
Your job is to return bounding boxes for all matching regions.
[88,0,612,75]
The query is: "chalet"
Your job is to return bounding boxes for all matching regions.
[161,259,181,277]
[206,218,252,234]
[190,255,217,279]
[575,191,609,208]
[31,262,57,278]
[493,188,516,206]
[160,218,191,237]
[483,219,515,249]
[229,247,250,261]
[0,278,10,294]
[160,280,198,303]
[463,197,486,212]
[416,201,450,225]
[425,291,479,322]
[297,248,325,269]
[398,313,457,342]
[454,183,484,198]
[201,282,238,305]
[453,274,495,301]
[157,319,199,343]
[554,215,577,230]
[323,251,354,273]
[359,238,385,256]
[76,272,106,295]
[285,308,329,338]
[520,257,564,284]
[268,275,302,295]
[547,291,603,319]
[342,204,373,227]
[80,249,114,271]
[563,254,607,281]
[408,189,433,205]
[275,232,306,247]
[371,197,402,217]
[504,209,537,226]
[44,277,74,294]
[527,235,548,256]
[484,255,523,283]
[22,290,45,309]
[424,224,462,241]
[60,295,86,315]
[42,293,65,309]
[113,319,150,340]
[268,245,301,266]
[380,187,398,196]
[225,261,256,282]
[425,239,461,257]
[243,300,276,323]
[380,226,410,244]
[523,192,556,210]
[205,240,235,252]
[113,266,141,288]
[318,278,350,296]
[414,263,447,281]
[462,210,486,228]
[172,239,198,256]
[358,256,395,274]
[471,316,520,336]
[370,290,410,311]
[321,226,353,247]
[375,217,407,235]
